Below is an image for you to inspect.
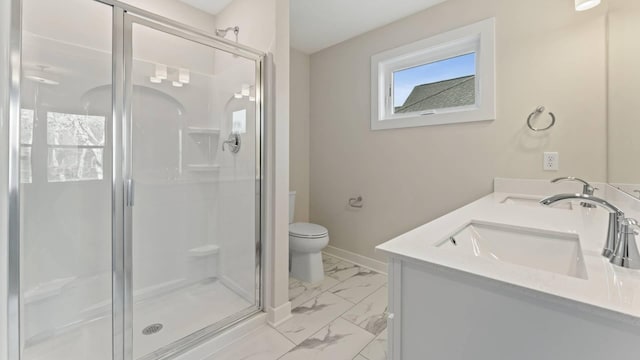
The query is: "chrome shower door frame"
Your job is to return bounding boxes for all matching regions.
[6,1,266,359]
[6,0,22,359]
[120,12,266,360]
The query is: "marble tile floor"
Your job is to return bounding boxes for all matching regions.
[209,254,389,360]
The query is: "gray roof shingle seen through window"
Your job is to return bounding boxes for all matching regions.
[395,75,475,114]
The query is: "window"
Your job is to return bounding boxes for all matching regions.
[20,109,34,183]
[232,109,247,134]
[47,112,106,182]
[371,18,495,130]
[393,53,476,114]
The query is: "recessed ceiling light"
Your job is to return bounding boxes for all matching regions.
[172,81,183,87]
[149,76,162,84]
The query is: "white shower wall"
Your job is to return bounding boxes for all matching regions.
[206,48,259,303]
[129,44,220,296]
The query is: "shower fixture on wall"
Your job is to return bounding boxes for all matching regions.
[216,26,240,42]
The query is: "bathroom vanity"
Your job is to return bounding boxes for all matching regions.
[377,179,640,360]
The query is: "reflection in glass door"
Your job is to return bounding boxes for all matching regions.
[19,1,114,359]
[125,16,262,359]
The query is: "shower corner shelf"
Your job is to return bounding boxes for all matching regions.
[186,164,220,172]
[182,127,221,172]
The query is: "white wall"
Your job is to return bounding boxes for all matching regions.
[273,0,291,323]
[608,0,640,185]
[289,48,310,222]
[309,0,608,261]
[215,0,276,53]
[121,0,217,33]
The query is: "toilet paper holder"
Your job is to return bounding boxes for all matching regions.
[349,196,364,208]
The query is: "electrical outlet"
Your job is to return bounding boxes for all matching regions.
[544,152,559,171]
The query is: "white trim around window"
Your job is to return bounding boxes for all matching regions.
[370,18,496,131]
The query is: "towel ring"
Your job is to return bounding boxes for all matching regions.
[527,106,556,132]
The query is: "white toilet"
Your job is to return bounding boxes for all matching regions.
[289,191,329,283]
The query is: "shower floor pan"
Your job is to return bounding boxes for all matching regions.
[23,280,253,360]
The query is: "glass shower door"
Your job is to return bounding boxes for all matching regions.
[125,16,262,359]
[19,1,114,359]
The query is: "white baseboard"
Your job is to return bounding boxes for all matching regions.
[323,246,388,275]
[266,301,292,327]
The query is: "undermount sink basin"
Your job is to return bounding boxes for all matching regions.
[501,196,574,210]
[437,222,588,279]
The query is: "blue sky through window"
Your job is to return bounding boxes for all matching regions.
[393,53,476,107]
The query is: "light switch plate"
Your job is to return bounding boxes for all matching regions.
[544,152,559,171]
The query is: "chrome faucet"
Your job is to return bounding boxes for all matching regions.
[550,177,597,208]
[540,194,623,258]
[610,218,640,270]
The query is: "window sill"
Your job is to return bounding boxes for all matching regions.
[372,107,495,131]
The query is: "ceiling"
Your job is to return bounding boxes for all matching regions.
[178,0,233,15]
[291,0,447,54]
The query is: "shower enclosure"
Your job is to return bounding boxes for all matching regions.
[5,0,265,359]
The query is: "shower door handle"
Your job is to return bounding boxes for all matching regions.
[126,179,135,207]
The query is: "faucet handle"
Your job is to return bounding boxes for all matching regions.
[551,177,596,207]
[222,133,241,153]
[611,218,640,270]
[551,176,589,184]
[551,176,596,194]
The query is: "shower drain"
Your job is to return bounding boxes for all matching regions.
[142,323,163,335]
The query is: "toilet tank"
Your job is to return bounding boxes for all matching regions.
[289,191,296,224]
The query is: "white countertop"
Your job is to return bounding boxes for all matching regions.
[376,179,640,324]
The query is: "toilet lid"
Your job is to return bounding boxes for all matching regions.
[289,223,328,238]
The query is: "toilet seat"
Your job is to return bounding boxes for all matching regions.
[289,222,328,239]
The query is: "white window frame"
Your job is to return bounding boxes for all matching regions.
[371,18,495,130]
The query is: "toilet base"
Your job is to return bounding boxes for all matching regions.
[290,251,324,283]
